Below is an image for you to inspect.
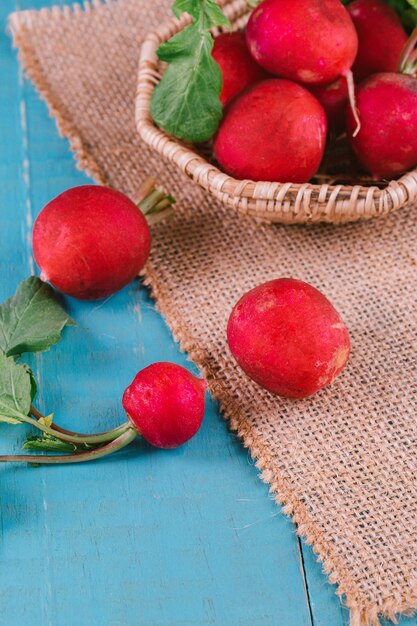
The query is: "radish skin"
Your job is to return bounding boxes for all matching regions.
[213,79,327,183]
[347,72,417,179]
[33,186,152,300]
[212,32,269,106]
[347,0,407,82]
[310,77,348,134]
[245,0,358,86]
[227,279,350,399]
[123,363,207,449]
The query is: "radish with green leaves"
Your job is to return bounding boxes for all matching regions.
[4,361,207,463]
[0,278,206,465]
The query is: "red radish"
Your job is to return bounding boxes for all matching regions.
[33,182,173,300]
[227,278,350,399]
[245,0,358,86]
[122,363,207,449]
[347,0,407,82]
[213,79,327,183]
[0,363,207,465]
[310,77,348,134]
[347,72,417,179]
[212,31,269,106]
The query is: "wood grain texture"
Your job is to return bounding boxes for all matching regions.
[0,2,415,626]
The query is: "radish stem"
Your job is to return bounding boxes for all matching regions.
[0,427,138,465]
[23,409,131,445]
[136,177,156,203]
[30,405,129,442]
[130,178,175,226]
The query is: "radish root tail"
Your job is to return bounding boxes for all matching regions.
[344,70,361,137]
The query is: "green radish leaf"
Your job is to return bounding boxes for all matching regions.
[196,0,231,28]
[23,435,78,453]
[0,350,32,424]
[150,0,230,142]
[173,0,230,25]
[151,27,222,142]
[172,0,196,17]
[0,276,75,358]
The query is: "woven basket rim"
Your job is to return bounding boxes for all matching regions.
[135,0,417,224]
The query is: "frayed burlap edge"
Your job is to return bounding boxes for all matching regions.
[8,4,417,625]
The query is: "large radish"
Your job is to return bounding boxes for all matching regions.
[213,79,327,183]
[245,0,358,87]
[227,279,350,399]
[33,180,173,300]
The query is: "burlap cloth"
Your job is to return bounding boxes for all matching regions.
[8,1,417,624]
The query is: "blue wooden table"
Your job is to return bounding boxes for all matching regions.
[0,2,415,625]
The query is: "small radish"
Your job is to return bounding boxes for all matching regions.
[213,79,327,183]
[347,72,417,178]
[347,0,407,82]
[227,278,350,399]
[245,0,358,87]
[122,363,207,449]
[0,363,207,465]
[212,31,269,106]
[310,77,349,135]
[33,180,174,300]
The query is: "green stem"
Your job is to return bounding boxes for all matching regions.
[137,177,175,221]
[30,405,129,443]
[23,410,131,445]
[0,427,138,465]
[140,189,167,215]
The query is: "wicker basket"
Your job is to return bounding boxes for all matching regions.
[135,0,417,225]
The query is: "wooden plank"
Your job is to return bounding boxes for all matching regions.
[0,2,313,625]
[302,535,417,626]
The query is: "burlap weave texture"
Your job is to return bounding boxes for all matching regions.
[8,1,417,624]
